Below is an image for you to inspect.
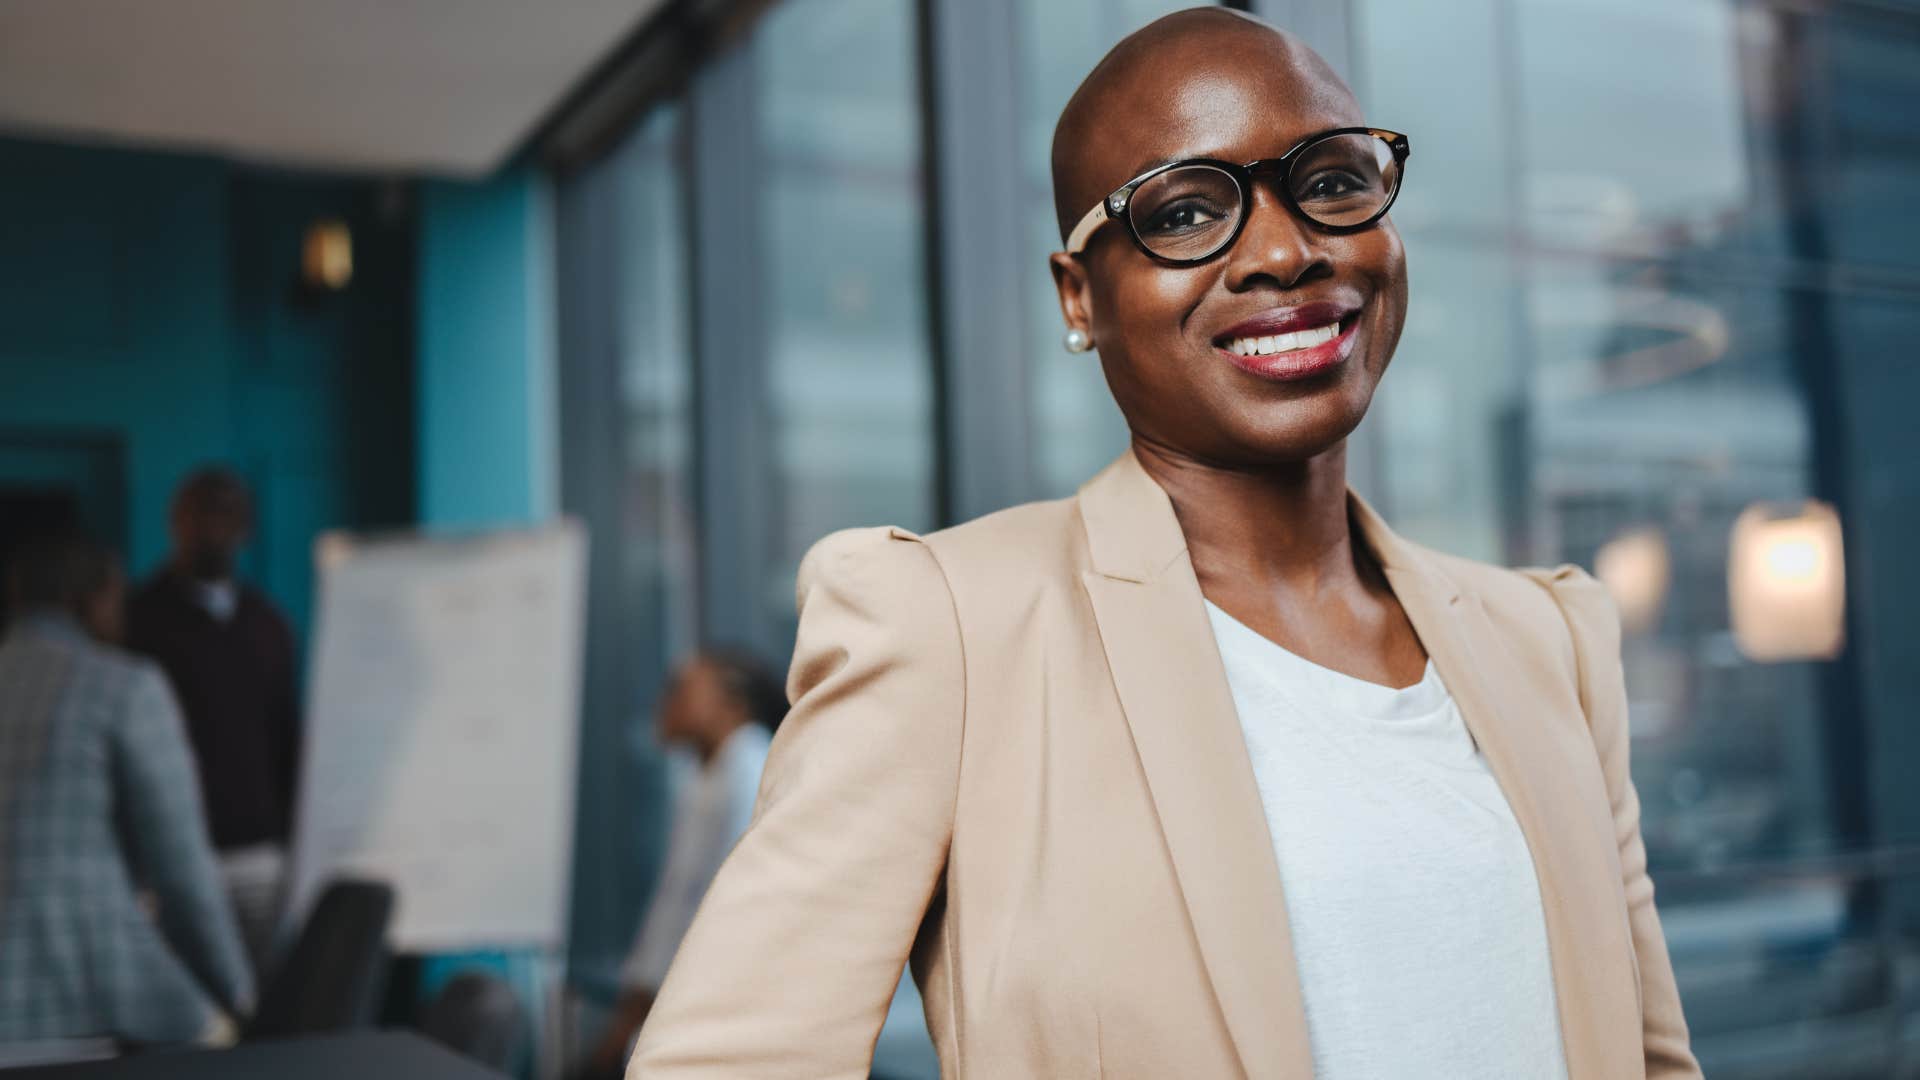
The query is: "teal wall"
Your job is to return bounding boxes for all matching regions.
[0,136,561,632]
[0,136,416,641]
[416,168,557,529]
[0,137,558,642]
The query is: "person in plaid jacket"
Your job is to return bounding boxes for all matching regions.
[0,531,253,1048]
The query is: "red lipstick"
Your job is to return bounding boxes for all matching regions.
[1212,301,1362,383]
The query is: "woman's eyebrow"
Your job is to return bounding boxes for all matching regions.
[1106,120,1353,191]
[1116,124,1358,183]
[1114,152,1209,187]
[1122,155,1183,182]
[1116,135,1296,183]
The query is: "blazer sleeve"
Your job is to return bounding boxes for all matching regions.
[1538,566,1702,1079]
[628,526,964,1079]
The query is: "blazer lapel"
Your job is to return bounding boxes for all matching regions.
[1352,496,1643,1079]
[1077,453,1314,1080]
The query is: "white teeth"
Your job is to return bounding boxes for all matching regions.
[1224,321,1341,357]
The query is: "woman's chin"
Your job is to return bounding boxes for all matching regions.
[1227,393,1373,463]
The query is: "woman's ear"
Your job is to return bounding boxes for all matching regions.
[1048,251,1095,340]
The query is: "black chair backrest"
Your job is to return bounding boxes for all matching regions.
[246,878,395,1040]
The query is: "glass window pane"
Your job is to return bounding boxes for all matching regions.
[1514,0,1758,255]
[555,103,698,987]
[1358,0,1778,259]
[1820,12,1920,272]
[1523,265,1828,860]
[1367,241,1522,561]
[753,0,938,639]
[618,110,699,646]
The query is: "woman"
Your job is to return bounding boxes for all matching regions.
[631,9,1699,1078]
[0,532,253,1053]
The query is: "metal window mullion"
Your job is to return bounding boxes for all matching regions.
[687,43,778,653]
[924,0,1038,524]
[554,161,633,970]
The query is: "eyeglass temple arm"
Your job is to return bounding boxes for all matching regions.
[1064,200,1110,255]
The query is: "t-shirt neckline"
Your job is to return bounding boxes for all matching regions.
[1202,599,1449,723]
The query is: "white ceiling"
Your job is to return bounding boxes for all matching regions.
[0,0,666,176]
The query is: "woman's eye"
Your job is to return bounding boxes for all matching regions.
[1299,171,1369,200]
[1142,199,1223,234]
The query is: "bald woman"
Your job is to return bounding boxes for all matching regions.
[629,10,1698,1079]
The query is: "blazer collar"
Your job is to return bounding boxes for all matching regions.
[1076,449,1187,583]
[1076,447,1458,601]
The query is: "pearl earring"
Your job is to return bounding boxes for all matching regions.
[1063,328,1093,354]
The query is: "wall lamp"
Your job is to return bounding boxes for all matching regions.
[301,219,353,292]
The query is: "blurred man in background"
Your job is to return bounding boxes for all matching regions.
[0,531,253,1058]
[126,467,300,973]
[579,647,783,1079]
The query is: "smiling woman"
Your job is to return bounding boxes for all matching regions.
[626,8,1700,1079]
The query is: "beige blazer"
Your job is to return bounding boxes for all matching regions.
[631,450,1700,1079]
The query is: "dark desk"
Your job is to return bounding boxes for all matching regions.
[2,1031,506,1080]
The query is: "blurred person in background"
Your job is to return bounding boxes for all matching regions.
[578,647,782,1080]
[631,9,1697,1079]
[0,530,253,1056]
[127,466,300,975]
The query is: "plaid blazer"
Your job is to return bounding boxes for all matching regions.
[0,615,253,1045]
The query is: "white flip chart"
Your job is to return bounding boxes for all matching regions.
[287,522,587,951]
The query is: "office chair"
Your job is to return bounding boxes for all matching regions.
[246,878,395,1039]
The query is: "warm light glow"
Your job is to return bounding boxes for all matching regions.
[1728,500,1845,662]
[302,219,353,290]
[315,531,355,572]
[1595,526,1670,635]
[1763,540,1819,581]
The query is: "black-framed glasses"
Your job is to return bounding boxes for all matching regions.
[1063,127,1411,265]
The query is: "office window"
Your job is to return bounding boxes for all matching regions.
[1514,0,1756,254]
[556,104,699,980]
[615,110,699,655]
[753,0,937,638]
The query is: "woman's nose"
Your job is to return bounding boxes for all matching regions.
[1221,186,1329,292]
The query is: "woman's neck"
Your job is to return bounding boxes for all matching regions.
[1130,436,1361,595]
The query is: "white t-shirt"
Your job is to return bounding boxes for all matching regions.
[1204,600,1569,1080]
[622,724,772,989]
[194,579,239,623]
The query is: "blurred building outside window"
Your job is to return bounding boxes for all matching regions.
[754,0,939,649]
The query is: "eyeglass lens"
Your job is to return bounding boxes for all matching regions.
[1127,133,1401,261]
